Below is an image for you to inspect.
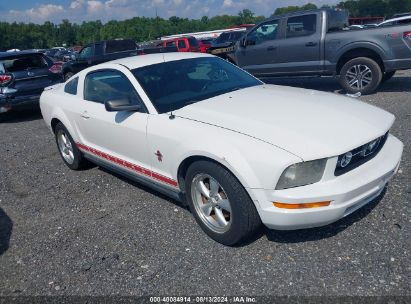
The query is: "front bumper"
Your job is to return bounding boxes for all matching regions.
[251,134,403,230]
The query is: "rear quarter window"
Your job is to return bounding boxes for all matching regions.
[64,77,78,95]
[106,40,136,53]
[188,37,199,46]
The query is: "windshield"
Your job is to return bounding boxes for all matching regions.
[132,57,262,113]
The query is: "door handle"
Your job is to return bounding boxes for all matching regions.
[81,111,90,119]
[267,46,277,51]
[305,42,317,47]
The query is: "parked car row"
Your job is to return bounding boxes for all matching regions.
[1,8,410,116]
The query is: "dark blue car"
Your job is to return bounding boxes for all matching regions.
[0,51,63,114]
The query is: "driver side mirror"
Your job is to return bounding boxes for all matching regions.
[105,98,142,112]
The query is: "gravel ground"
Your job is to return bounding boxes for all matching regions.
[0,71,410,298]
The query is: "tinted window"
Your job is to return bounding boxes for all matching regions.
[215,33,230,43]
[45,49,59,57]
[64,77,78,95]
[287,14,317,38]
[229,31,244,41]
[132,57,262,113]
[178,40,187,49]
[84,70,143,106]
[188,37,198,46]
[106,40,136,53]
[79,46,93,59]
[166,41,176,47]
[248,20,280,45]
[2,54,48,72]
[94,43,104,56]
[398,18,411,24]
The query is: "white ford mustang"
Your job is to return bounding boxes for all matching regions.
[40,53,403,246]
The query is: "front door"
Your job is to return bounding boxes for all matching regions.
[235,19,280,75]
[75,68,151,176]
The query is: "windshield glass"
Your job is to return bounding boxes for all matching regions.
[132,57,262,113]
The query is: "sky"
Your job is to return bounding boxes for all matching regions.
[0,0,340,24]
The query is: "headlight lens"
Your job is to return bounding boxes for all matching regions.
[275,159,327,190]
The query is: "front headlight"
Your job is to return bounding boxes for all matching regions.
[275,159,327,190]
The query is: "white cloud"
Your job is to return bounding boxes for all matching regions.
[8,4,65,23]
[2,0,341,24]
[70,0,85,9]
[87,0,104,14]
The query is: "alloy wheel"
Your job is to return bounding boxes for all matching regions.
[191,174,232,234]
[57,130,75,164]
[345,64,373,90]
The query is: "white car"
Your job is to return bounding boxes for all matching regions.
[40,53,403,246]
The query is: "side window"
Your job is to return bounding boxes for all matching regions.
[286,14,317,38]
[247,20,280,45]
[178,40,187,49]
[106,40,136,53]
[84,70,144,109]
[64,77,78,95]
[398,19,411,25]
[79,46,93,59]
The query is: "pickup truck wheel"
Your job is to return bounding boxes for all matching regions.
[54,122,89,170]
[64,72,74,81]
[185,160,261,246]
[381,71,396,83]
[339,57,382,95]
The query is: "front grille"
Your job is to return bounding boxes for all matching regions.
[335,132,388,176]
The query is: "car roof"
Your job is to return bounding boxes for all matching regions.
[110,52,213,70]
[0,51,42,59]
[379,15,411,24]
[269,8,335,19]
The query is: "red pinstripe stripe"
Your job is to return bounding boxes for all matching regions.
[76,143,178,188]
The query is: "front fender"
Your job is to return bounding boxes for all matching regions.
[148,115,301,191]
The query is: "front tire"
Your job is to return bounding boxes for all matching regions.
[339,57,382,95]
[54,122,88,170]
[185,160,261,246]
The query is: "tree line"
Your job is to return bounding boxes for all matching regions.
[0,0,410,51]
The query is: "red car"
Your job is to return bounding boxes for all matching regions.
[198,39,213,53]
[159,36,200,52]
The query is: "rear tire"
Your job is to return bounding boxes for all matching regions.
[54,122,89,170]
[339,57,382,95]
[381,71,395,83]
[185,160,261,246]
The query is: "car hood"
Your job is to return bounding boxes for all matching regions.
[174,85,394,161]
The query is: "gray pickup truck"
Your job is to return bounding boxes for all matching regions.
[229,8,411,94]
